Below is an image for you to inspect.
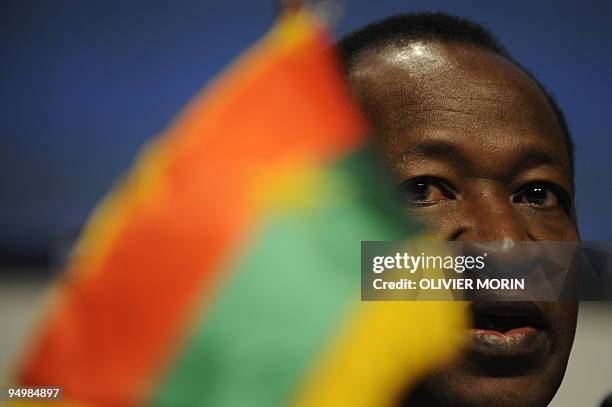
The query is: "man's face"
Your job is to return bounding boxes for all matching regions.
[348,42,579,407]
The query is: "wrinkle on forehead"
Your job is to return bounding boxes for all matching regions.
[348,41,564,147]
[351,42,530,104]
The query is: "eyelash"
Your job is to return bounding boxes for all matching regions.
[397,177,571,211]
[512,181,571,211]
[397,177,456,206]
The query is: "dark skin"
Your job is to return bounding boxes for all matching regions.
[348,41,579,407]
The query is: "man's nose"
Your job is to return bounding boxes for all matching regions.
[453,190,531,242]
[453,190,544,267]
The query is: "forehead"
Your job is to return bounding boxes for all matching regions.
[348,41,570,172]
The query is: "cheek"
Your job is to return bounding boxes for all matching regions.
[402,202,461,235]
[517,208,580,240]
[402,202,580,241]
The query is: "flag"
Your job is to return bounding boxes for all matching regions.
[14,9,466,407]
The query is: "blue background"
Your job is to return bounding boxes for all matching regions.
[1,1,611,263]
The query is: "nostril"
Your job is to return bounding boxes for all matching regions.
[449,227,468,241]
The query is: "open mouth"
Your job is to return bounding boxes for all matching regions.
[467,301,549,360]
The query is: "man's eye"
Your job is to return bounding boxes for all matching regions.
[398,178,454,206]
[513,183,562,208]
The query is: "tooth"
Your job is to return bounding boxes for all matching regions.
[485,334,503,344]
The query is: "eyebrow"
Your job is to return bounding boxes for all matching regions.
[404,140,471,173]
[404,139,568,177]
[508,149,567,175]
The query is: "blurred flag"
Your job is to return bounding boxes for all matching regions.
[14,9,466,407]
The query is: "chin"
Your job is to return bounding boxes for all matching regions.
[403,368,564,407]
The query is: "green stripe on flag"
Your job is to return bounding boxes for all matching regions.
[151,148,416,406]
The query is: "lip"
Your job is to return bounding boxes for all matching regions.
[466,301,550,362]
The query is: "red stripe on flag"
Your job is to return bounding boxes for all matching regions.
[18,12,367,407]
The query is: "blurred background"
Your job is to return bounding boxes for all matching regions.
[1,1,610,405]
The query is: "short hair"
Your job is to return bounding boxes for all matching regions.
[338,12,575,177]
